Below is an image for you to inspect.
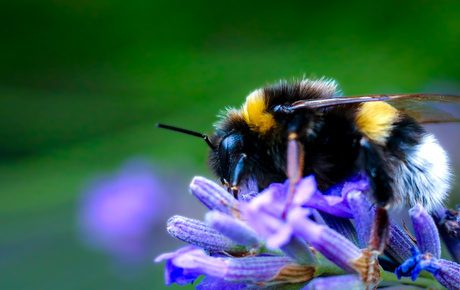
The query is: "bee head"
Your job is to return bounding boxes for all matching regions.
[216,132,246,188]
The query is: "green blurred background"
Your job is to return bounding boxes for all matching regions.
[1,0,460,289]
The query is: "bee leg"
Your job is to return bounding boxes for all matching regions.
[369,206,390,253]
[360,138,392,252]
[360,138,393,206]
[230,154,247,199]
[283,133,304,216]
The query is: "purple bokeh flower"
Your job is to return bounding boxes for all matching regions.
[77,159,169,266]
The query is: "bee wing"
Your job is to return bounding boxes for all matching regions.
[290,94,460,124]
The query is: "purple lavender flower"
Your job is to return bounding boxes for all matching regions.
[205,210,260,247]
[155,245,315,287]
[190,176,238,214]
[195,277,246,290]
[167,215,251,253]
[410,205,441,258]
[154,245,227,285]
[347,190,374,248]
[396,247,460,290]
[77,159,168,265]
[156,175,457,289]
[395,205,460,289]
[304,274,366,289]
[434,207,460,263]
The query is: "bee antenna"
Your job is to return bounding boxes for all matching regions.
[157,123,216,150]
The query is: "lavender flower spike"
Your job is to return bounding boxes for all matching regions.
[433,259,460,290]
[167,215,249,253]
[225,256,315,285]
[434,207,460,263]
[395,246,460,290]
[289,208,361,273]
[196,277,246,290]
[155,246,315,286]
[304,274,366,290]
[190,176,237,214]
[205,210,260,247]
[240,177,316,265]
[385,219,416,264]
[410,204,441,258]
[154,245,227,285]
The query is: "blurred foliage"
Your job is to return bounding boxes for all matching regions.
[1,0,460,289]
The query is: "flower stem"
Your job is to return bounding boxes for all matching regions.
[381,270,446,289]
[315,254,348,276]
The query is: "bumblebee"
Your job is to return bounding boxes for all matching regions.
[159,79,459,212]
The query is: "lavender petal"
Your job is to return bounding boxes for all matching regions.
[196,277,246,290]
[410,204,441,258]
[279,235,317,266]
[378,287,426,290]
[240,182,293,246]
[395,246,421,280]
[302,190,353,218]
[395,246,460,290]
[190,176,237,214]
[347,190,375,248]
[432,259,460,290]
[434,207,460,263]
[289,213,361,273]
[301,174,369,219]
[304,274,366,290]
[205,210,260,247]
[242,191,316,265]
[226,256,315,285]
[154,245,227,285]
[167,215,248,253]
[385,219,416,264]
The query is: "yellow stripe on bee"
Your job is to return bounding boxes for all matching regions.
[241,89,276,134]
[355,102,399,144]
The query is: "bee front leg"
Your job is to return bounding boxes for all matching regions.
[283,133,304,215]
[287,133,304,188]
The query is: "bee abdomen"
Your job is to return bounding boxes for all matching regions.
[383,114,453,213]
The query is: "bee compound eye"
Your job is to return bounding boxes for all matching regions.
[219,134,244,181]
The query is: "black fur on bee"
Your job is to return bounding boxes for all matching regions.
[159,78,454,212]
[207,79,452,211]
